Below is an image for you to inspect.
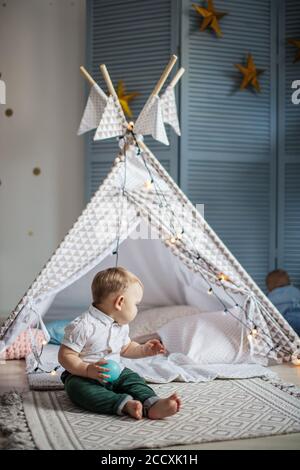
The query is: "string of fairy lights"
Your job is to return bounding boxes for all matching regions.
[175,240,296,357]
[30,116,299,376]
[27,307,61,375]
[113,136,129,268]
[137,139,298,357]
[114,129,297,360]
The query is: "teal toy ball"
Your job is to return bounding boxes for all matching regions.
[105,359,121,383]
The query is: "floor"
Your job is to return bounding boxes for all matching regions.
[0,359,300,450]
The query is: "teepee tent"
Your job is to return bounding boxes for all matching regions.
[1,56,299,366]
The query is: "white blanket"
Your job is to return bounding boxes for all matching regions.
[26,344,276,384]
[121,353,276,383]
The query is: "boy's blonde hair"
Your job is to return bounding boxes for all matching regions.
[92,267,143,304]
[266,269,290,293]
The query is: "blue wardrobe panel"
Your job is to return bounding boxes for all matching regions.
[85,0,298,290]
[278,0,300,287]
[180,0,277,289]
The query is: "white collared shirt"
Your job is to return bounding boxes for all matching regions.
[62,304,131,369]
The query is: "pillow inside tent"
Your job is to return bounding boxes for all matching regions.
[45,320,71,345]
[4,328,45,360]
[158,310,253,364]
[129,305,203,341]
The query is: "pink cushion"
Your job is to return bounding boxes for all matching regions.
[4,328,45,360]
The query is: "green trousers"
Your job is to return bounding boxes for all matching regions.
[62,367,159,416]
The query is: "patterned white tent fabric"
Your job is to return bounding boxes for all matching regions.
[134,95,169,145]
[161,86,181,136]
[77,84,107,135]
[1,77,299,366]
[1,138,299,364]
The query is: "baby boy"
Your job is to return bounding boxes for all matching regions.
[58,267,181,419]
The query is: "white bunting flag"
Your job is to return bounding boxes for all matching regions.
[134,95,169,146]
[77,83,108,136]
[161,86,181,136]
[94,95,127,141]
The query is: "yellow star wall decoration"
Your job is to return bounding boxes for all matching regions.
[117,80,139,118]
[235,54,264,93]
[288,39,300,63]
[192,0,227,38]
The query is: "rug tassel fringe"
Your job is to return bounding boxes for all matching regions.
[261,375,300,398]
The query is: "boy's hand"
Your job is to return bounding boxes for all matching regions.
[143,339,166,357]
[86,359,110,383]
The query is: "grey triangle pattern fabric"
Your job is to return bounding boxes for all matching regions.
[94,95,127,141]
[161,86,181,136]
[1,139,300,364]
[120,146,300,363]
[134,96,169,145]
[77,84,108,135]
[0,156,140,348]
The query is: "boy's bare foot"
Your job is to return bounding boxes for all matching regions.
[148,393,181,420]
[123,400,143,420]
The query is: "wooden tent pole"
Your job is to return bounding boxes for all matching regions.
[81,61,182,155]
[79,66,96,87]
[169,67,185,89]
[80,59,183,98]
[98,61,179,154]
[78,62,181,182]
[151,54,178,97]
[99,64,118,99]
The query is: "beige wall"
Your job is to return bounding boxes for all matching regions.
[0,0,86,317]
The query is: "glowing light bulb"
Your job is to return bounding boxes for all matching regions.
[170,237,176,244]
[176,231,183,241]
[218,273,230,282]
[42,340,48,346]
[291,353,300,366]
[50,370,57,376]
[247,329,258,341]
[252,328,258,338]
[127,121,134,131]
[144,179,153,190]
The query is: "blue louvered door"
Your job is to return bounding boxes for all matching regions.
[85,0,180,199]
[86,0,299,290]
[180,0,277,289]
[277,0,300,288]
